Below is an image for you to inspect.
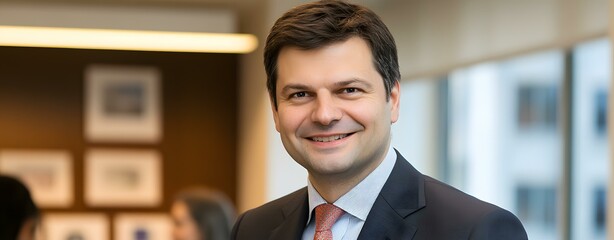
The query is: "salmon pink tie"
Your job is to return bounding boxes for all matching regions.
[314,203,345,240]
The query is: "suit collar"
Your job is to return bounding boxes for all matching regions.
[380,150,426,217]
[268,151,426,240]
[269,188,309,240]
[358,150,425,239]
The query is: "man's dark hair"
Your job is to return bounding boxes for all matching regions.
[264,0,400,109]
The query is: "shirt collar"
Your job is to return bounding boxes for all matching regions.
[306,146,397,224]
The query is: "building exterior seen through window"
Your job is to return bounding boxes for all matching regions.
[393,38,610,240]
[446,51,564,240]
[571,38,610,240]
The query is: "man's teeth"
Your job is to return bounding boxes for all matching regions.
[312,134,349,142]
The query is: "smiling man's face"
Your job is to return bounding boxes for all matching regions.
[272,36,400,182]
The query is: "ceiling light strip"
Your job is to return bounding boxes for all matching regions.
[0,25,258,53]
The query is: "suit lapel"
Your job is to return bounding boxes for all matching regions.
[358,150,426,240]
[270,189,309,240]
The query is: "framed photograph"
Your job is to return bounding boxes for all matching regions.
[85,64,162,143]
[85,149,162,207]
[43,213,109,240]
[0,150,73,207]
[114,213,172,240]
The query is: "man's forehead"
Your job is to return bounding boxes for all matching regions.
[277,36,365,56]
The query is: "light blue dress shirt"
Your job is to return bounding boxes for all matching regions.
[302,146,397,240]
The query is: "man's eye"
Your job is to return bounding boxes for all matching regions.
[290,92,307,98]
[343,88,358,93]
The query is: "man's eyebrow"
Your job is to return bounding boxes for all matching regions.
[280,84,310,94]
[335,78,373,88]
[280,78,373,94]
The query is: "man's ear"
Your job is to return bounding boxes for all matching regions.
[270,97,281,132]
[390,81,400,123]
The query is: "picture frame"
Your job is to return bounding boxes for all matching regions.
[85,64,162,143]
[0,150,73,207]
[43,213,109,240]
[114,213,172,240]
[84,149,162,207]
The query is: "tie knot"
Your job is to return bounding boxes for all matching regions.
[314,204,345,232]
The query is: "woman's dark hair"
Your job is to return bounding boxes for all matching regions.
[264,0,400,109]
[175,188,236,240]
[0,175,40,239]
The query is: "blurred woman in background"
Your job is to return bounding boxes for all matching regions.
[0,175,40,240]
[171,187,236,240]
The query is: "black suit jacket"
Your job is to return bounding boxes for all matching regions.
[232,151,528,239]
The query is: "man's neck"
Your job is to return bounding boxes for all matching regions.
[308,155,387,203]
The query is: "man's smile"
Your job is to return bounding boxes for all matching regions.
[309,133,354,142]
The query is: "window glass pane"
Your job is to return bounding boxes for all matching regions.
[392,79,439,177]
[571,38,610,240]
[446,51,564,240]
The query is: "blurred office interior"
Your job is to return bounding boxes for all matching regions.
[0,0,610,239]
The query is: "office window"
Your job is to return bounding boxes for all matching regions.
[409,39,611,240]
[594,186,606,233]
[391,78,439,177]
[571,38,610,240]
[594,90,608,136]
[446,51,564,240]
[517,85,558,130]
[516,185,557,230]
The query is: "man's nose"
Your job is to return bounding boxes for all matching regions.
[310,93,342,126]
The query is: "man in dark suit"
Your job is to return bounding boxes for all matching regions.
[232,1,528,239]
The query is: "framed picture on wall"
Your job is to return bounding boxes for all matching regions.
[84,149,162,207]
[85,64,162,143]
[43,213,109,240]
[0,150,73,207]
[114,213,172,240]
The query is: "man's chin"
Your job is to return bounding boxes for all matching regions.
[306,162,353,178]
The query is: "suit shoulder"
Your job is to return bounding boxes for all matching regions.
[231,188,307,240]
[421,176,527,239]
[423,176,498,213]
[244,187,307,218]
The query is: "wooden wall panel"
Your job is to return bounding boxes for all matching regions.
[0,46,238,216]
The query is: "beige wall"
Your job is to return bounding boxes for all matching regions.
[367,0,607,80]
[236,2,268,213]
[0,2,237,33]
[235,0,308,212]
